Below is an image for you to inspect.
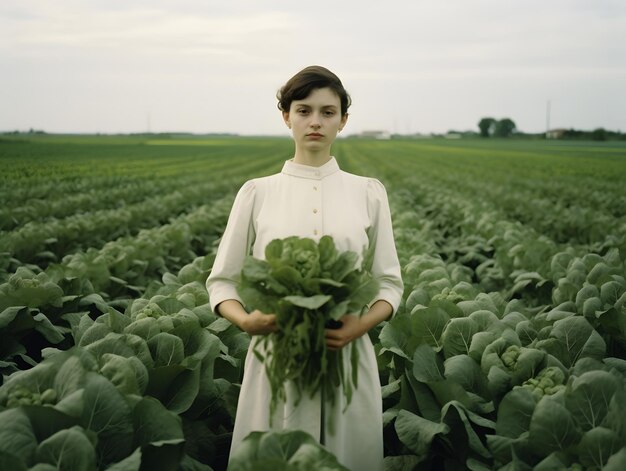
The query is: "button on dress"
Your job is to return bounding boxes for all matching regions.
[206,157,403,471]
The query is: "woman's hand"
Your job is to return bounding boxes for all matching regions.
[240,309,278,336]
[324,300,394,350]
[215,300,277,336]
[325,314,365,351]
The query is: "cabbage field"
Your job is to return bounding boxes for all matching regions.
[1,135,625,470]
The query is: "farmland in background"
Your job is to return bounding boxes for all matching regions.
[1,135,625,470]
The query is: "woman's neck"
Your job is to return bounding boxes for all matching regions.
[292,148,332,167]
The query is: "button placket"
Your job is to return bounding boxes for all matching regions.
[313,180,322,237]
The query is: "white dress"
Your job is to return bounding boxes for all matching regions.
[206,157,403,471]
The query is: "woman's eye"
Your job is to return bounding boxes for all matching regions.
[297,109,309,115]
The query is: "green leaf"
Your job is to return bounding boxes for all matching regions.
[577,427,622,469]
[575,284,599,313]
[406,288,430,313]
[533,452,568,470]
[81,372,134,465]
[229,430,348,471]
[528,395,582,455]
[441,317,478,358]
[264,238,284,264]
[382,455,420,471]
[20,405,78,444]
[586,261,612,284]
[132,396,184,447]
[444,354,490,399]
[147,332,185,367]
[551,251,574,279]
[0,408,37,466]
[602,388,626,444]
[318,235,338,270]
[412,344,444,383]
[35,426,97,471]
[33,312,65,344]
[104,447,142,471]
[549,316,606,367]
[155,297,187,315]
[329,251,359,282]
[412,304,451,351]
[468,331,497,363]
[0,450,27,471]
[405,372,441,423]
[582,297,603,318]
[395,409,449,459]
[468,310,502,333]
[515,321,538,346]
[510,348,546,385]
[604,447,626,471]
[241,256,270,282]
[78,322,112,347]
[124,317,161,340]
[162,367,201,414]
[379,315,413,360]
[601,280,624,306]
[99,353,147,395]
[79,293,110,314]
[458,293,502,317]
[347,278,380,310]
[440,401,492,459]
[486,434,531,468]
[565,370,620,430]
[0,306,30,329]
[495,388,538,438]
[52,352,93,401]
[486,365,512,402]
[501,311,528,329]
[84,333,154,369]
[380,305,451,362]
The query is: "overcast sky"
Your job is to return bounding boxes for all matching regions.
[1,0,625,135]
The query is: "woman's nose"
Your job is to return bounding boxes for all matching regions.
[310,113,321,128]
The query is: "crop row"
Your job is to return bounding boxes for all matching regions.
[338,140,626,246]
[0,144,286,232]
[0,180,233,268]
[0,174,210,232]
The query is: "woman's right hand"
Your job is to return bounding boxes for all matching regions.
[240,309,277,336]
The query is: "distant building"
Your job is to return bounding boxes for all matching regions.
[354,130,391,140]
[546,128,566,139]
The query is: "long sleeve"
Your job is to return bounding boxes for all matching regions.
[366,178,404,314]
[206,180,257,313]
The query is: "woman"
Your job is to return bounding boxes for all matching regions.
[206,65,403,471]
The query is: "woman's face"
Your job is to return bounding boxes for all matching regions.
[283,87,348,153]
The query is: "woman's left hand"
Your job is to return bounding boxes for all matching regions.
[325,314,365,350]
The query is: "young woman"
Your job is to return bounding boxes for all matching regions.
[206,65,403,471]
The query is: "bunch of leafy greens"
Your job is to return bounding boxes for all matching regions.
[238,236,379,416]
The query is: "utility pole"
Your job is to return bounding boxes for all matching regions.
[546,100,551,138]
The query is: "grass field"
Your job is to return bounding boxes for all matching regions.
[1,135,625,470]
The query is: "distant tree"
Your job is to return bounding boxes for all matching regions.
[495,118,516,137]
[591,128,607,141]
[478,118,496,137]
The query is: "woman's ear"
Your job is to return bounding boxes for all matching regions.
[338,113,349,132]
[283,111,291,129]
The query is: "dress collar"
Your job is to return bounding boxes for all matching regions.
[281,157,340,180]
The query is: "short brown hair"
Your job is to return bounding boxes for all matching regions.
[277,65,351,116]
